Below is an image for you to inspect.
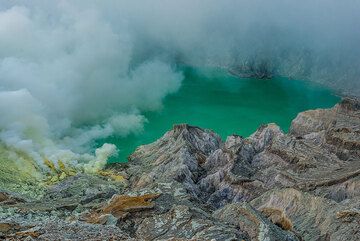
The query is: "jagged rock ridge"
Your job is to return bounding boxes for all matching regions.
[1,98,359,240]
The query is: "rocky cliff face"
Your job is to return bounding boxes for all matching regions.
[1,98,359,240]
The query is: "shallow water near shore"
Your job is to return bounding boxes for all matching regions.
[100,67,339,163]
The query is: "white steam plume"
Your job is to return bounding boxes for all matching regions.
[0,0,359,172]
[0,2,183,171]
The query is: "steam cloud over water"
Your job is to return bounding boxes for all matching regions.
[0,1,359,170]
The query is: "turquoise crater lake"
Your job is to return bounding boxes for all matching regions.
[101,67,340,163]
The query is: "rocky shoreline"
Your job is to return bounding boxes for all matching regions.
[1,98,359,240]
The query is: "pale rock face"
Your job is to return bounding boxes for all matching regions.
[124,98,360,240]
[213,202,298,241]
[250,188,360,241]
[1,98,359,240]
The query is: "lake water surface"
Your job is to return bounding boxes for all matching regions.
[101,67,340,163]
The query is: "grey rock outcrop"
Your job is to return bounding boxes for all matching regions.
[1,98,359,240]
[124,97,360,240]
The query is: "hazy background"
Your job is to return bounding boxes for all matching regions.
[0,0,359,168]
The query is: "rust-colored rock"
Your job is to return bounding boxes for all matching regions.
[86,193,161,224]
[0,192,9,202]
[336,209,360,222]
[0,223,20,233]
[15,229,42,238]
[103,193,160,216]
[260,207,293,231]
